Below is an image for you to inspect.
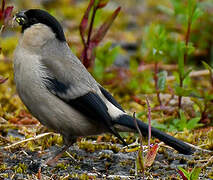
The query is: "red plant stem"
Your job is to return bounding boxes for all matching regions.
[87,5,97,47]
[146,97,151,149]
[201,102,207,122]
[83,4,97,68]
[184,20,191,64]
[1,0,5,12]
[133,112,143,148]
[154,62,162,106]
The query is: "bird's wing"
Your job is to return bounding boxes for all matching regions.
[40,56,126,145]
[98,85,125,112]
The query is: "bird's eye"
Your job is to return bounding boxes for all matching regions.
[15,17,26,25]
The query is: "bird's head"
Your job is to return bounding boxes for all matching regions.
[14,9,66,42]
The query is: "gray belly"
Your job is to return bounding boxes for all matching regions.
[14,64,107,142]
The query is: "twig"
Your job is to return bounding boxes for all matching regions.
[202,156,213,168]
[0,25,5,35]
[106,175,135,179]
[178,141,212,153]
[133,112,143,150]
[65,151,78,163]
[85,173,135,179]
[0,135,11,144]
[3,132,58,149]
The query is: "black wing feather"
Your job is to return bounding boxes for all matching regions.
[99,86,125,112]
[43,77,127,145]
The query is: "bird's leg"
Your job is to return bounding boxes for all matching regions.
[45,138,77,166]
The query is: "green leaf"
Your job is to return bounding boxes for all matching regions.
[191,7,203,23]
[175,86,193,97]
[202,61,213,73]
[91,6,121,46]
[183,68,192,80]
[187,0,197,19]
[190,167,201,180]
[157,5,174,16]
[171,0,185,15]
[187,42,195,55]
[178,166,191,179]
[136,149,145,172]
[203,92,213,101]
[191,98,204,112]
[93,57,104,80]
[157,71,168,91]
[136,111,146,118]
[186,117,203,130]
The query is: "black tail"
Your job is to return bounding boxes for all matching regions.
[115,114,194,155]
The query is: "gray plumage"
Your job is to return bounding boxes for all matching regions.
[14,23,124,144]
[13,9,194,155]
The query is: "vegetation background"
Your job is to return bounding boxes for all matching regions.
[0,0,212,179]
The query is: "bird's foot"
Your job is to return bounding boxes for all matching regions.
[42,145,78,167]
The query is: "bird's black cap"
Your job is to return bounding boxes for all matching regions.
[15,9,66,42]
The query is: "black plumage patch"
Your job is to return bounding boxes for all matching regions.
[67,92,127,146]
[116,114,194,155]
[42,76,127,145]
[44,77,70,95]
[99,86,125,112]
[21,9,66,42]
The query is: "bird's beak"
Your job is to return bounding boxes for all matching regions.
[14,11,27,25]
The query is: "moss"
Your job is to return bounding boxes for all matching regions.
[56,163,69,170]
[78,141,121,153]
[13,163,27,174]
[68,173,96,180]
[0,164,7,171]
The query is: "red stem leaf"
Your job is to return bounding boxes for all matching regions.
[82,42,96,68]
[79,0,95,45]
[3,6,13,24]
[0,77,8,84]
[177,170,188,180]
[144,144,159,168]
[97,0,109,9]
[90,6,121,46]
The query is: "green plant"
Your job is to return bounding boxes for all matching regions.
[171,0,203,109]
[178,166,201,180]
[142,24,169,106]
[79,0,121,69]
[92,42,121,81]
[174,110,203,131]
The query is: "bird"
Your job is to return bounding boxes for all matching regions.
[13,9,194,164]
